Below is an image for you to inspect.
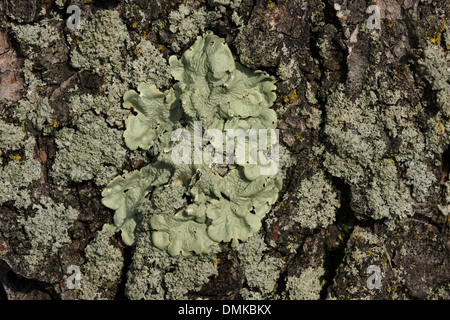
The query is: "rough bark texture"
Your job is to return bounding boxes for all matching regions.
[0,0,449,300]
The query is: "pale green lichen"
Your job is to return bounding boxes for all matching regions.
[294,172,340,229]
[237,233,284,297]
[0,120,41,209]
[102,32,283,256]
[283,266,324,300]
[19,197,79,273]
[78,224,124,300]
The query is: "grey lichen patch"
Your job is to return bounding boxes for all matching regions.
[236,233,284,298]
[78,224,124,300]
[293,171,340,230]
[322,82,441,223]
[69,10,130,79]
[19,197,79,273]
[10,18,68,135]
[418,44,450,116]
[0,120,41,209]
[121,39,171,89]
[167,4,224,52]
[283,266,324,300]
[67,93,130,129]
[11,22,61,51]
[51,111,127,186]
[163,251,219,299]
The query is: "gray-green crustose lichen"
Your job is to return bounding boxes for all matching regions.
[283,266,325,300]
[69,10,129,79]
[418,44,450,117]
[0,120,41,209]
[322,82,439,224]
[101,31,282,256]
[19,197,79,273]
[167,4,224,52]
[236,233,284,298]
[294,171,340,229]
[78,224,124,300]
[11,19,66,136]
[51,111,128,186]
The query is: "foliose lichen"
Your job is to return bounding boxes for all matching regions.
[125,204,219,299]
[101,31,283,256]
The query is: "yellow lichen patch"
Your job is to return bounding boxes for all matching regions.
[284,89,298,104]
[9,154,21,161]
[438,118,443,135]
[212,258,221,266]
[131,21,139,29]
[136,46,142,57]
[50,119,60,130]
[389,158,395,166]
[266,0,275,10]
[430,19,447,45]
